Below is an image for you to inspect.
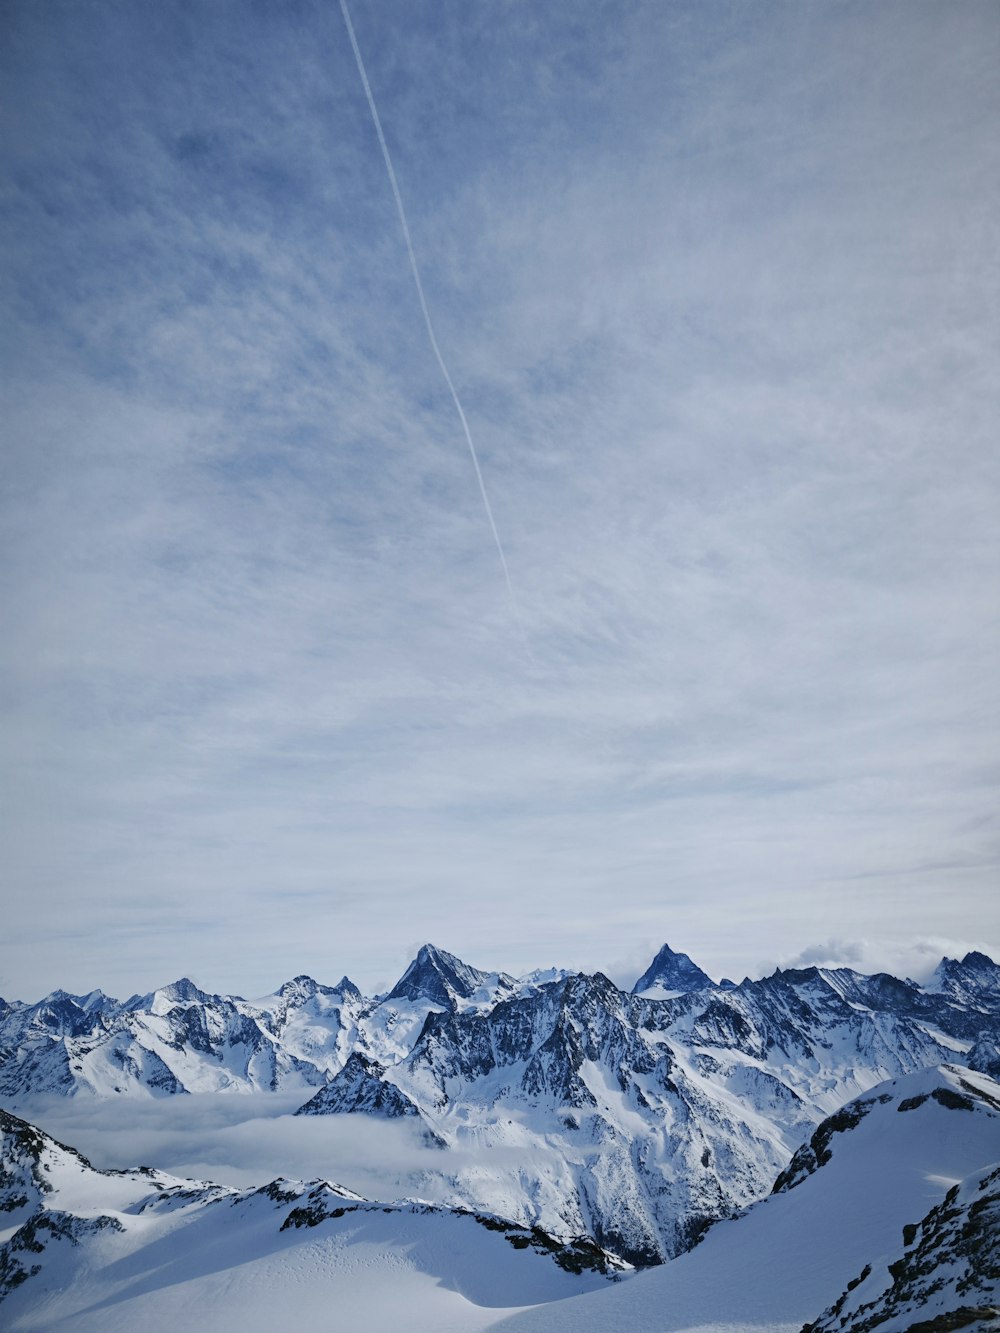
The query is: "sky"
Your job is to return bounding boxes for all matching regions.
[2,0,999,1002]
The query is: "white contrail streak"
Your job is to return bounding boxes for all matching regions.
[338,0,525,634]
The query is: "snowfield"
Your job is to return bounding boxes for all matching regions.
[0,1109,618,1332]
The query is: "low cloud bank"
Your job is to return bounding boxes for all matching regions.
[777,936,992,983]
[13,1092,446,1200]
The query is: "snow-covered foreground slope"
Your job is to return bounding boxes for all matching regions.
[490,1066,1000,1333]
[805,1159,1000,1332]
[0,1109,618,1332]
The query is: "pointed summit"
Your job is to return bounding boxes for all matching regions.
[632,944,713,996]
[159,977,213,1004]
[385,944,494,1009]
[124,976,217,1016]
[962,949,999,973]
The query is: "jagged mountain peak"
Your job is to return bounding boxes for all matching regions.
[632,943,714,996]
[963,949,996,968]
[39,987,113,1009]
[560,969,622,1005]
[120,976,231,1019]
[31,992,88,1018]
[276,975,321,1000]
[73,988,116,1012]
[295,1051,426,1124]
[385,943,500,1009]
[928,950,1000,1005]
[165,976,202,996]
[269,973,362,1007]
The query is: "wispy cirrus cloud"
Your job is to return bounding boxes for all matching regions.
[1,0,998,1000]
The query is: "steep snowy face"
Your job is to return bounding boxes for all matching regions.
[0,1106,233,1303]
[0,1108,93,1225]
[318,973,798,1263]
[771,1064,1000,1196]
[632,943,714,996]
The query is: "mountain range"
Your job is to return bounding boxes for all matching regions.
[2,942,999,1327]
[3,1064,998,1330]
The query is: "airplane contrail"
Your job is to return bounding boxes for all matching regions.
[338,0,525,636]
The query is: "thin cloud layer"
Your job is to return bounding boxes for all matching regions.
[13,1092,447,1200]
[2,0,998,998]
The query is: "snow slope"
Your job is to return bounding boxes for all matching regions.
[805,1159,1000,1331]
[0,1109,618,1332]
[490,1066,1000,1333]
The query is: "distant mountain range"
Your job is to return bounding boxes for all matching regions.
[2,943,999,1279]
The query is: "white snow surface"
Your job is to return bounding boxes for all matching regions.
[807,1156,1000,1330]
[0,1111,611,1332]
[7,1205,602,1332]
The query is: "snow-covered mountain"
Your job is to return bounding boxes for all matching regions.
[0,1107,619,1331]
[5,1066,998,1331]
[301,947,1000,1263]
[0,946,525,1102]
[385,943,516,1010]
[492,1065,1000,1332]
[3,944,999,1267]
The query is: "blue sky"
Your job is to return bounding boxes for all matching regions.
[2,0,998,1000]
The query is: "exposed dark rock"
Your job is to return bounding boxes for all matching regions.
[633,944,714,995]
